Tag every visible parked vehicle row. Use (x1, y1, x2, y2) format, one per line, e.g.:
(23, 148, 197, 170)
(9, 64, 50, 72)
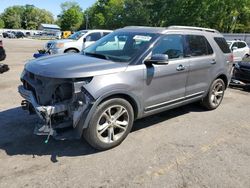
(19, 26, 234, 150)
(45, 29, 112, 54)
(2, 31, 26, 38)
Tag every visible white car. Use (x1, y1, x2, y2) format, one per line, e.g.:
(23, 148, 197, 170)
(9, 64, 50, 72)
(46, 30, 113, 54)
(227, 40, 250, 62)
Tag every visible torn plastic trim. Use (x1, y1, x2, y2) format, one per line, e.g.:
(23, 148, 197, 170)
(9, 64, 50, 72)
(72, 81, 95, 128)
(18, 85, 68, 122)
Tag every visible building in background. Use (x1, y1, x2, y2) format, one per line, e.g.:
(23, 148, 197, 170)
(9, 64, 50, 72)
(39, 24, 61, 39)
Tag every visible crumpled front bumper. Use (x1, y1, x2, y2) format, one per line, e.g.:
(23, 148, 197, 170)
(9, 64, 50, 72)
(18, 85, 67, 122)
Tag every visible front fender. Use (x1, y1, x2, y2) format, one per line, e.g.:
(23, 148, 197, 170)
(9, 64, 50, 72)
(74, 89, 142, 138)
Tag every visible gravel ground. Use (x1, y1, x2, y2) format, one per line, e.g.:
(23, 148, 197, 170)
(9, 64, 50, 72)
(0, 38, 250, 188)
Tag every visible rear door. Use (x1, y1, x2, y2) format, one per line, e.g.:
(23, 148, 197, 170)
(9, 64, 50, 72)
(184, 35, 215, 96)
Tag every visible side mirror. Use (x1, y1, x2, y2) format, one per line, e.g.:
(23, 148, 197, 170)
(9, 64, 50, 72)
(83, 38, 86, 43)
(145, 54, 169, 65)
(232, 46, 238, 51)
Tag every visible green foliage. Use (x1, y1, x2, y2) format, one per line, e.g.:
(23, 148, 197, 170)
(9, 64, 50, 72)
(58, 1, 84, 31)
(1, 5, 54, 29)
(85, 0, 250, 33)
(0, 18, 5, 28)
(0, 0, 249, 32)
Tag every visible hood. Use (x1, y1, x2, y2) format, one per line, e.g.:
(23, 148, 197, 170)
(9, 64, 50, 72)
(25, 54, 127, 78)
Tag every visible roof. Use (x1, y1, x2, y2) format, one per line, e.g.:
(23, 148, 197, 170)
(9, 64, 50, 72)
(119, 26, 166, 34)
(40, 24, 60, 30)
(119, 26, 220, 34)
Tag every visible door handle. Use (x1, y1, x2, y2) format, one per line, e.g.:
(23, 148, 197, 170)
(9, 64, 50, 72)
(211, 60, 216, 64)
(176, 64, 185, 71)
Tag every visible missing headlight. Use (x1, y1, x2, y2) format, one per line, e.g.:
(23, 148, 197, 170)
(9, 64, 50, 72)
(53, 83, 73, 103)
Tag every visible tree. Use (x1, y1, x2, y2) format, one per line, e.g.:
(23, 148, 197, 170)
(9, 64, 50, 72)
(58, 1, 84, 31)
(1, 5, 54, 29)
(0, 18, 4, 28)
(1, 6, 24, 29)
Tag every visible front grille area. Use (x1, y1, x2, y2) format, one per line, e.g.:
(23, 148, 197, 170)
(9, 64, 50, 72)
(23, 80, 37, 101)
(22, 70, 73, 105)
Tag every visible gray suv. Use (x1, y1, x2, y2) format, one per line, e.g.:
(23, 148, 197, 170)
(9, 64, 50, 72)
(19, 26, 233, 150)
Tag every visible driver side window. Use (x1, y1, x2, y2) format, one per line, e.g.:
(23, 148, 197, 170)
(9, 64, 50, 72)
(86, 32, 101, 42)
(152, 35, 184, 59)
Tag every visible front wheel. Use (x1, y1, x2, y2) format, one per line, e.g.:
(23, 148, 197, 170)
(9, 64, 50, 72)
(83, 98, 134, 150)
(201, 78, 225, 110)
(65, 49, 78, 53)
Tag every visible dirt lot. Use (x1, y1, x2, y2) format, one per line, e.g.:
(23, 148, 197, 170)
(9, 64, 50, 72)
(0, 38, 250, 188)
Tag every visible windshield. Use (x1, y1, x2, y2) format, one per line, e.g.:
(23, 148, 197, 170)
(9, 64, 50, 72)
(83, 31, 157, 62)
(68, 31, 87, 40)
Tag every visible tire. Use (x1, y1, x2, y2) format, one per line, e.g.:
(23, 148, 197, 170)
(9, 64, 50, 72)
(65, 49, 78, 53)
(201, 78, 225, 110)
(83, 98, 134, 150)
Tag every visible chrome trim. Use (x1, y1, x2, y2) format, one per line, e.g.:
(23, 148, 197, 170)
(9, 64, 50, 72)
(145, 91, 204, 111)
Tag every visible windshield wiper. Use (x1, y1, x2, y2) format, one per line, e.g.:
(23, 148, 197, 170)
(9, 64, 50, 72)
(84, 52, 110, 60)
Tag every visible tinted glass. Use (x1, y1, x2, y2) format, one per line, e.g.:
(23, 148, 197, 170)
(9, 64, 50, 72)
(214, 37, 231, 53)
(152, 35, 184, 59)
(103, 32, 111, 36)
(86, 32, 102, 41)
(232, 42, 238, 48)
(68, 31, 87, 40)
(186, 35, 213, 56)
(238, 42, 246, 48)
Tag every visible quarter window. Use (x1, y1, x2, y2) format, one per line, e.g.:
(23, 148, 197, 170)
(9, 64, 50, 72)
(238, 42, 246, 48)
(186, 35, 213, 56)
(214, 37, 231, 53)
(152, 35, 184, 59)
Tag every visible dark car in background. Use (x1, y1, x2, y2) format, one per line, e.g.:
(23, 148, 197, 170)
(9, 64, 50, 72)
(15, 31, 25, 38)
(230, 57, 250, 89)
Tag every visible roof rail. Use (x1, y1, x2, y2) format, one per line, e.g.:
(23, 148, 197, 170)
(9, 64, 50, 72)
(167, 26, 219, 33)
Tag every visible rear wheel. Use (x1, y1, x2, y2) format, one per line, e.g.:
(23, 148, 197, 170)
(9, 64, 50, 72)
(201, 78, 225, 110)
(83, 98, 134, 150)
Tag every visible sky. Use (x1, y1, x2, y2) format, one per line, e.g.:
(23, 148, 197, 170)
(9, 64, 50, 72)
(0, 0, 96, 17)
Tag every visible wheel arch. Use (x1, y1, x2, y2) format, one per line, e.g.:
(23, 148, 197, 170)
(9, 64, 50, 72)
(75, 91, 142, 138)
(98, 93, 139, 120)
(64, 48, 80, 53)
(216, 74, 228, 88)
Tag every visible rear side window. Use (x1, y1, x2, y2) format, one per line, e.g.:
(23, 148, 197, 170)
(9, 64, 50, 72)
(186, 35, 213, 56)
(214, 37, 231, 53)
(238, 42, 246, 48)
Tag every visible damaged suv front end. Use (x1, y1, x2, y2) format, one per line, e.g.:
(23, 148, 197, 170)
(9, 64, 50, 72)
(19, 69, 94, 140)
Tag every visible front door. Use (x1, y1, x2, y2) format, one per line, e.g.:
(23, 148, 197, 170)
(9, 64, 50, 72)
(143, 34, 189, 112)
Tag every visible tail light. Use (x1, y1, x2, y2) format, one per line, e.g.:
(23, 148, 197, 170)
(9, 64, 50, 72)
(229, 53, 234, 63)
